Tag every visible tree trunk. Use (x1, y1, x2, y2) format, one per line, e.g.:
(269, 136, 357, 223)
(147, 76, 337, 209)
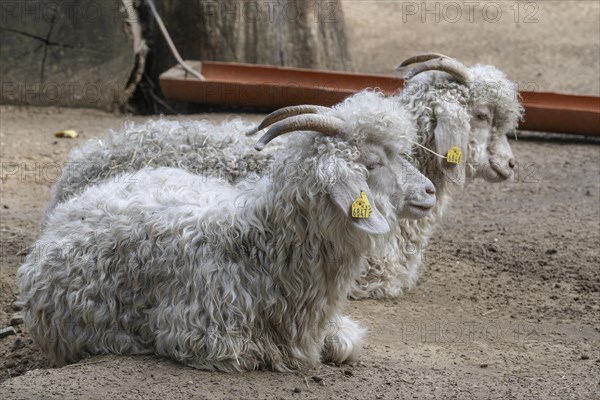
(0, 0, 144, 111)
(148, 0, 353, 81)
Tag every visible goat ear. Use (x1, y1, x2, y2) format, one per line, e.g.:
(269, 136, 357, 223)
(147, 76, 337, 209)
(433, 102, 469, 187)
(330, 175, 390, 235)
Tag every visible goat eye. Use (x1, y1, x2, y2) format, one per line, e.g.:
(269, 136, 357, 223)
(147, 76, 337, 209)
(476, 113, 489, 122)
(367, 163, 383, 171)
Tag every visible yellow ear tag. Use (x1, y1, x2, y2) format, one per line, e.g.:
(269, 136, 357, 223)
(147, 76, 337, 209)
(446, 146, 463, 164)
(351, 191, 372, 219)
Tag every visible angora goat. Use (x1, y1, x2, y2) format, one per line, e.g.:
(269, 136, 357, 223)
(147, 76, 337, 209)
(18, 101, 436, 372)
(349, 53, 524, 298)
(248, 55, 523, 299)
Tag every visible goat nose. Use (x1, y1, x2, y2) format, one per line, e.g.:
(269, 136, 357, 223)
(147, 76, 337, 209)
(508, 158, 516, 169)
(425, 183, 436, 196)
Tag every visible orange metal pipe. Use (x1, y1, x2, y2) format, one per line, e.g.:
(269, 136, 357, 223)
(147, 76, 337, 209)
(519, 92, 599, 136)
(160, 61, 600, 136)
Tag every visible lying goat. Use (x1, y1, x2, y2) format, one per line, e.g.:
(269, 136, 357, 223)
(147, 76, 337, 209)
(19, 99, 436, 371)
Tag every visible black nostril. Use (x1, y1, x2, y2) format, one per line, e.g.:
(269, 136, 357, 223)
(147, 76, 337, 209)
(508, 158, 516, 169)
(426, 185, 436, 195)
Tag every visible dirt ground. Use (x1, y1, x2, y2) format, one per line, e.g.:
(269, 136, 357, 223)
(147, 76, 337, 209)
(1, 1, 599, 399)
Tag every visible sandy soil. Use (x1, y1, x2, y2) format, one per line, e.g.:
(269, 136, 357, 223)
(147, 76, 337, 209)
(1, 1, 599, 399)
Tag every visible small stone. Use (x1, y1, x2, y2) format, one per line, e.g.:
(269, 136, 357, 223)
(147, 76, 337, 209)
(581, 354, 590, 360)
(10, 314, 23, 326)
(311, 376, 323, 383)
(10, 338, 25, 352)
(187, 381, 193, 385)
(0, 326, 17, 339)
(292, 387, 302, 393)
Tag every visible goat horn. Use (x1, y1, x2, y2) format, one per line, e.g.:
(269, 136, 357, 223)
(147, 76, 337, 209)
(403, 58, 472, 85)
(395, 53, 452, 69)
(254, 115, 345, 151)
(245, 105, 331, 136)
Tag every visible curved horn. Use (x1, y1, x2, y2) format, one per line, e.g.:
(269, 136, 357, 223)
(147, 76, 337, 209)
(254, 115, 345, 151)
(245, 105, 331, 136)
(403, 58, 472, 85)
(395, 53, 451, 69)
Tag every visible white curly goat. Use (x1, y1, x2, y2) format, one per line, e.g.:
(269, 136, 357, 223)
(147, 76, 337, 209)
(18, 95, 437, 372)
(349, 53, 524, 299)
